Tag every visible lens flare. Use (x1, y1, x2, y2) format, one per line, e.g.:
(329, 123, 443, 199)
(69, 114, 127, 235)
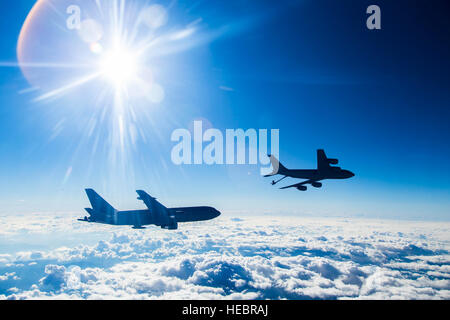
(3, 0, 250, 191)
(100, 46, 138, 88)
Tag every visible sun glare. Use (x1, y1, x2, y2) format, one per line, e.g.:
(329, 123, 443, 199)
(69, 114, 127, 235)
(12, 0, 203, 181)
(100, 46, 138, 87)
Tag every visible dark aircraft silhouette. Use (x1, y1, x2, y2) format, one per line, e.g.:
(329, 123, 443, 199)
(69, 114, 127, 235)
(78, 189, 221, 229)
(264, 149, 355, 191)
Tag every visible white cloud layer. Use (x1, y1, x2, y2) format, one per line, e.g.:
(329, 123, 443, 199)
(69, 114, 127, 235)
(0, 214, 449, 299)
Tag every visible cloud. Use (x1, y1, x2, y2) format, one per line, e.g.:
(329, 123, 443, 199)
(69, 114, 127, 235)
(39, 265, 67, 290)
(0, 272, 18, 281)
(0, 215, 449, 299)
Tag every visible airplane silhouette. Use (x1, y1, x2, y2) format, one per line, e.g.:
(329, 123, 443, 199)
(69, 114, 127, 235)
(264, 149, 355, 191)
(78, 189, 221, 229)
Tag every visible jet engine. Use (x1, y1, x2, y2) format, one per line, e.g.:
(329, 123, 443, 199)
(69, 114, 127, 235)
(297, 186, 307, 191)
(162, 216, 178, 230)
(312, 182, 322, 188)
(327, 158, 339, 165)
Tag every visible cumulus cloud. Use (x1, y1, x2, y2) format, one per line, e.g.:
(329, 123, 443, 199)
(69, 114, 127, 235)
(0, 272, 18, 281)
(39, 265, 67, 290)
(0, 214, 449, 300)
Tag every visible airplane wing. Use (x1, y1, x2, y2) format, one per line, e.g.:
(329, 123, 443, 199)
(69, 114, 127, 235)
(317, 149, 339, 170)
(317, 149, 329, 171)
(136, 190, 176, 228)
(280, 179, 315, 191)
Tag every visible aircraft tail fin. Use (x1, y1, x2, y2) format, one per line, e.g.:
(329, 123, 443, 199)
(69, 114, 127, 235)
(264, 155, 288, 176)
(85, 189, 116, 222)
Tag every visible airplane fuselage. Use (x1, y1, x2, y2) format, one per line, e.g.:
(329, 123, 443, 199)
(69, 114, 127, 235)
(81, 189, 221, 230)
(285, 168, 354, 180)
(266, 150, 355, 191)
(86, 206, 220, 227)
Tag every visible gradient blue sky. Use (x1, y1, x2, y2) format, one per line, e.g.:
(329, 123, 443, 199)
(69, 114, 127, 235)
(0, 0, 449, 220)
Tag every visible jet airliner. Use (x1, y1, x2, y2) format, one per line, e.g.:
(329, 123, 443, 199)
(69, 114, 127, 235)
(265, 149, 355, 191)
(78, 189, 221, 229)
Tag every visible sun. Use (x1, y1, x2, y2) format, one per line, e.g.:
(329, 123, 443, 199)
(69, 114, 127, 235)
(99, 45, 139, 88)
(15, 1, 205, 104)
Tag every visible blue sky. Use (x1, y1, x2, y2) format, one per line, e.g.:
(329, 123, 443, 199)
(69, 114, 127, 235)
(0, 0, 449, 220)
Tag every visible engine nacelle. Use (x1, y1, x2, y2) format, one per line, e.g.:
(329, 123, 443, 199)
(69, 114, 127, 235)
(327, 158, 339, 165)
(162, 216, 178, 230)
(311, 182, 322, 188)
(166, 223, 178, 230)
(296, 186, 307, 191)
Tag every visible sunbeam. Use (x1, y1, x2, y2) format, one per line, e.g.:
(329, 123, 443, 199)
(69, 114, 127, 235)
(2, 0, 265, 196)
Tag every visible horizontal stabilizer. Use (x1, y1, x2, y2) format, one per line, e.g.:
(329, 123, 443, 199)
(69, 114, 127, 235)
(85, 189, 116, 222)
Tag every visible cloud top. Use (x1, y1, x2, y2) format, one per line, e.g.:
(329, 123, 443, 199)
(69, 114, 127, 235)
(0, 214, 449, 299)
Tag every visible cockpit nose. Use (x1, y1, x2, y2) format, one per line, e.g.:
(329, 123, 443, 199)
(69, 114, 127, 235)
(346, 170, 355, 178)
(213, 208, 221, 218)
(208, 207, 221, 219)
